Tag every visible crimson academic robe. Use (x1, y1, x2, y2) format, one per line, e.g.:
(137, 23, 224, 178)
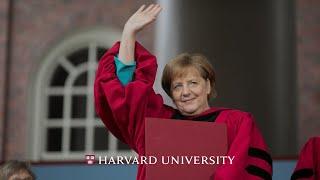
(94, 41, 272, 180)
(291, 137, 320, 180)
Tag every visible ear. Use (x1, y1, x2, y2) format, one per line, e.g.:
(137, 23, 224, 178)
(206, 79, 211, 95)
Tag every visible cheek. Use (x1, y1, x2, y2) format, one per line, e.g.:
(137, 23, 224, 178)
(191, 88, 208, 102)
(171, 91, 180, 101)
(191, 86, 206, 96)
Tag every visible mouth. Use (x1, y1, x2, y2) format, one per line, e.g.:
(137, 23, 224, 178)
(181, 98, 195, 103)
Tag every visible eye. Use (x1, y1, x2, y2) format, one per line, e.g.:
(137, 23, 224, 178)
(189, 81, 198, 86)
(173, 84, 182, 90)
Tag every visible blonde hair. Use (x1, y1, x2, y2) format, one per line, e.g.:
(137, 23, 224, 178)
(161, 53, 217, 99)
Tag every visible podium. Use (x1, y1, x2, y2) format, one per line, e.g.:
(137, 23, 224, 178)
(145, 117, 228, 180)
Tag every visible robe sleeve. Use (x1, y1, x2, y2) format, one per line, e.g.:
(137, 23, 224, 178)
(214, 111, 273, 180)
(291, 136, 320, 180)
(94, 41, 174, 154)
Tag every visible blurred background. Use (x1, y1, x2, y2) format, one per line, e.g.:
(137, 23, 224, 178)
(0, 0, 319, 179)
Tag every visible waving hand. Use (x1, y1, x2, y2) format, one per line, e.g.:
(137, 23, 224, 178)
(119, 4, 162, 63)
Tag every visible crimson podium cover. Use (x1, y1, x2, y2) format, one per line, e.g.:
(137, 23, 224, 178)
(145, 118, 228, 180)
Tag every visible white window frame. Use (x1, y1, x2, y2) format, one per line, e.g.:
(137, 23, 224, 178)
(29, 28, 136, 161)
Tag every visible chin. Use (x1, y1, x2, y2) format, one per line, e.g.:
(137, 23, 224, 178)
(180, 106, 199, 115)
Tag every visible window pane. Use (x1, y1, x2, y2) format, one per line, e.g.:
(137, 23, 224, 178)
(73, 71, 87, 86)
(117, 140, 131, 150)
(94, 127, 108, 150)
(71, 95, 86, 119)
(70, 128, 85, 151)
(47, 128, 62, 152)
(48, 96, 63, 119)
(96, 47, 107, 62)
(50, 65, 68, 87)
(67, 48, 88, 66)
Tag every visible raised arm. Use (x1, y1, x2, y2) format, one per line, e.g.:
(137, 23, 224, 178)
(94, 4, 173, 154)
(118, 4, 162, 64)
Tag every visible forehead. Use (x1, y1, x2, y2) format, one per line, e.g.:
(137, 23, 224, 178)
(172, 66, 202, 83)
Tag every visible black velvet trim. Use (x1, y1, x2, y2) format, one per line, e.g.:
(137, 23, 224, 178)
(248, 147, 273, 167)
(246, 165, 272, 180)
(171, 110, 223, 122)
(291, 168, 313, 180)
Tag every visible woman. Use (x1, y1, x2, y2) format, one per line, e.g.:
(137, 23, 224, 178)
(94, 4, 272, 180)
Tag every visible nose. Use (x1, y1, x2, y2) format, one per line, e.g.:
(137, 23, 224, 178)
(181, 85, 191, 97)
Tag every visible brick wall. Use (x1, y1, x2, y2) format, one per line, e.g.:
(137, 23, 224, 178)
(297, 0, 320, 148)
(3, 0, 155, 160)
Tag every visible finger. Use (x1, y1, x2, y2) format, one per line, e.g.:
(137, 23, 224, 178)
(144, 4, 155, 13)
(149, 4, 159, 13)
(148, 7, 161, 18)
(148, 4, 158, 10)
(136, 4, 146, 13)
(155, 7, 162, 17)
(150, 5, 162, 16)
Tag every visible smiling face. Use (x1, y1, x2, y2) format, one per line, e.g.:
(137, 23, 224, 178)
(171, 66, 211, 116)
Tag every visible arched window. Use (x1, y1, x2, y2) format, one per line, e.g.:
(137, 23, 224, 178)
(30, 29, 135, 161)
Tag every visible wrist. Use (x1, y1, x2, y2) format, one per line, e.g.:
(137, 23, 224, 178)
(121, 30, 136, 45)
(123, 24, 137, 36)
